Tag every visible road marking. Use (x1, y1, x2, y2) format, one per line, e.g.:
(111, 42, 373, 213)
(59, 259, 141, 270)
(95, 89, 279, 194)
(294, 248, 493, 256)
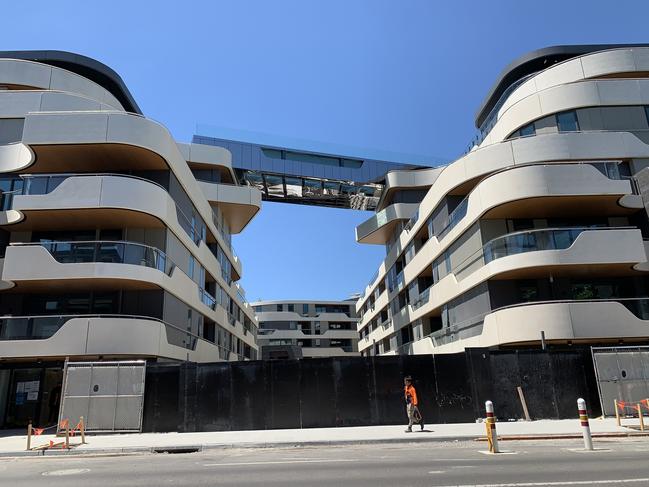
(478, 450, 518, 455)
(203, 459, 359, 467)
(435, 479, 649, 486)
(42, 468, 90, 476)
(428, 470, 446, 474)
(564, 448, 612, 453)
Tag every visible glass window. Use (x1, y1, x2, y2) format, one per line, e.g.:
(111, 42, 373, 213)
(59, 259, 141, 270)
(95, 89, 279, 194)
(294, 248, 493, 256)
(188, 254, 195, 279)
(519, 123, 535, 137)
(556, 111, 580, 132)
(261, 148, 282, 159)
(285, 151, 339, 167)
(302, 303, 309, 315)
(340, 158, 363, 168)
(645, 106, 649, 126)
(288, 304, 294, 312)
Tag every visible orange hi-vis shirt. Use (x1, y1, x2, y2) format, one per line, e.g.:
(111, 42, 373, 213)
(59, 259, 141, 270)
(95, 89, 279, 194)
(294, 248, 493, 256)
(404, 384, 418, 406)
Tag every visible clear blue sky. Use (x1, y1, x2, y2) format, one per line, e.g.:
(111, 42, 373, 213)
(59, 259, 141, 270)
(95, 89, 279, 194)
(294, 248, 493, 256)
(4, 0, 649, 301)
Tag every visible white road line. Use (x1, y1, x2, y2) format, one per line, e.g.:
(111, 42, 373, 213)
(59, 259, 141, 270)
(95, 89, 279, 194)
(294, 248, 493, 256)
(435, 478, 649, 487)
(428, 470, 446, 474)
(203, 459, 359, 467)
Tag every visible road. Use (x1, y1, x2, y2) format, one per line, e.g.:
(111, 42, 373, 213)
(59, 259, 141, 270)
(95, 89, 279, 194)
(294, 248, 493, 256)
(1, 438, 649, 486)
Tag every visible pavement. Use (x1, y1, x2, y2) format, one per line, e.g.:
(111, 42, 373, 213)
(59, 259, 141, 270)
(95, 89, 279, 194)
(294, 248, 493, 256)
(0, 417, 646, 457)
(3, 438, 649, 486)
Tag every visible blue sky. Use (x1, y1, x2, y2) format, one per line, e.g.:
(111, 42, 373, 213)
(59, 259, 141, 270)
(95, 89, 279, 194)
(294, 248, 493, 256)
(4, 0, 649, 301)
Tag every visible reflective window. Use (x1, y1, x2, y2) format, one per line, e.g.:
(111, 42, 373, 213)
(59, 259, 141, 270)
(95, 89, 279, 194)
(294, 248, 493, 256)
(519, 122, 535, 137)
(261, 148, 282, 159)
(556, 111, 580, 132)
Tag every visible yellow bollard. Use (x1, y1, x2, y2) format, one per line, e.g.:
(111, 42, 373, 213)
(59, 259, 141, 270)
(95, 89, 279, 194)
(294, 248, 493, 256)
(26, 421, 32, 451)
(638, 404, 645, 432)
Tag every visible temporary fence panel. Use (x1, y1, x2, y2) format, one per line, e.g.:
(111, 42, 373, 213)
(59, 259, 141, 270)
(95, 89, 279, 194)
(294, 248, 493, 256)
(592, 346, 649, 417)
(59, 361, 146, 433)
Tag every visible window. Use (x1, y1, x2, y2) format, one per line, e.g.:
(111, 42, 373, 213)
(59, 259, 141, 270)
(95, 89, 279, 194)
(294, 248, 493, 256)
(519, 122, 535, 137)
(188, 255, 195, 279)
(302, 303, 309, 315)
(261, 148, 282, 159)
(645, 106, 649, 126)
(556, 111, 579, 132)
(288, 304, 294, 312)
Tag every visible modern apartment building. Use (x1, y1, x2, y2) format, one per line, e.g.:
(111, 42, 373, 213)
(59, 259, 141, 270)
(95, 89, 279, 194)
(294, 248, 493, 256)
(356, 45, 649, 356)
(252, 300, 359, 359)
(0, 51, 260, 427)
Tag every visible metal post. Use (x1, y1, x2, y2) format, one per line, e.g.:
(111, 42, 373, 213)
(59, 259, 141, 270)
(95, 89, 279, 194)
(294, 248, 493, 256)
(637, 403, 645, 432)
(80, 416, 86, 444)
(485, 400, 499, 453)
(614, 399, 621, 426)
(26, 421, 32, 451)
(578, 398, 593, 451)
(540, 330, 546, 351)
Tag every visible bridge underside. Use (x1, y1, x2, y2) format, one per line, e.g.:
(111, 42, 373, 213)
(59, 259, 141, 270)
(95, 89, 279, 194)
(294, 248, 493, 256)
(237, 169, 382, 211)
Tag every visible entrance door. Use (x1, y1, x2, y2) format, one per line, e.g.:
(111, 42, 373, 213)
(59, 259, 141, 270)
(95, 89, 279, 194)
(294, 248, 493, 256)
(4, 368, 42, 428)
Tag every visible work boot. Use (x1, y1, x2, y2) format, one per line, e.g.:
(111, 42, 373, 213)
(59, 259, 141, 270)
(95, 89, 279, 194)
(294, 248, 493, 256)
(405, 427, 412, 433)
(420, 420, 425, 431)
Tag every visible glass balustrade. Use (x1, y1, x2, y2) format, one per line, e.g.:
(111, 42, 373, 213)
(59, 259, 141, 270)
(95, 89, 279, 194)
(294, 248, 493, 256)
(14, 240, 173, 274)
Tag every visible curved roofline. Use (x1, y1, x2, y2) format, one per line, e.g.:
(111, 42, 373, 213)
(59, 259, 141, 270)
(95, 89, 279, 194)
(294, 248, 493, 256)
(475, 43, 649, 129)
(0, 50, 141, 114)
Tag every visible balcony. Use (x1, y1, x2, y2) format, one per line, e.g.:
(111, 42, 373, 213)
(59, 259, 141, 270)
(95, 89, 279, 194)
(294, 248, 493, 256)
(0, 314, 247, 362)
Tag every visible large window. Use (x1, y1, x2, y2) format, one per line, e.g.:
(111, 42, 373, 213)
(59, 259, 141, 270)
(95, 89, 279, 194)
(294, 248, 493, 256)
(556, 111, 580, 132)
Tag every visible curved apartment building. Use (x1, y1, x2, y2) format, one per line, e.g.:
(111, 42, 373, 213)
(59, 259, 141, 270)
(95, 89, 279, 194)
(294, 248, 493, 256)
(356, 45, 649, 356)
(0, 51, 261, 367)
(252, 300, 359, 359)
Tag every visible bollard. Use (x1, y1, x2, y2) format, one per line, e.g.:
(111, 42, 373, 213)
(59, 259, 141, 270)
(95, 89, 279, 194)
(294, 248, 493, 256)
(80, 416, 86, 444)
(578, 398, 593, 451)
(65, 422, 70, 449)
(638, 404, 645, 432)
(26, 421, 32, 451)
(614, 399, 621, 426)
(485, 400, 500, 453)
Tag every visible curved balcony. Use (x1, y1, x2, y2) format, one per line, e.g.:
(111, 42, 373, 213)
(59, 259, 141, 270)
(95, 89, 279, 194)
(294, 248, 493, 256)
(13, 240, 172, 272)
(197, 180, 261, 234)
(0, 58, 124, 110)
(409, 298, 649, 356)
(0, 314, 247, 362)
(355, 202, 419, 244)
(0, 173, 241, 281)
(10, 110, 241, 274)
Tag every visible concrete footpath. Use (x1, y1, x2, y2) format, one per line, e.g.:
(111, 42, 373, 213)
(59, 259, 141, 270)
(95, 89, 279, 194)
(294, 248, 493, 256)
(0, 418, 646, 457)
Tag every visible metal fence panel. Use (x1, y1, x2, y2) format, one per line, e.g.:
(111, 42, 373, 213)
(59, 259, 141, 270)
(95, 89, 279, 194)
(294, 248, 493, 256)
(59, 361, 146, 433)
(592, 347, 649, 416)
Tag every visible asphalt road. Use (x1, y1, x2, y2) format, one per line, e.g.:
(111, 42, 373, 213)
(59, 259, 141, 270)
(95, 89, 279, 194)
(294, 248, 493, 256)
(2, 438, 649, 486)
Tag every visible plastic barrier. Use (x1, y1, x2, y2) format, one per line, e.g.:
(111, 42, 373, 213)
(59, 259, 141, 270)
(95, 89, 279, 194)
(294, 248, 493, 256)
(614, 399, 649, 431)
(26, 417, 86, 451)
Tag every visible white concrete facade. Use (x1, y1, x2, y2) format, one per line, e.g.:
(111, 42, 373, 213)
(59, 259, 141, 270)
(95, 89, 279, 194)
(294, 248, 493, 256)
(0, 53, 262, 363)
(356, 46, 649, 356)
(252, 300, 359, 359)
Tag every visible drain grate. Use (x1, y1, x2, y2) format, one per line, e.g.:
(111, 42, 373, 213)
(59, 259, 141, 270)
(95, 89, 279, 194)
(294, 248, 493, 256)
(152, 446, 201, 454)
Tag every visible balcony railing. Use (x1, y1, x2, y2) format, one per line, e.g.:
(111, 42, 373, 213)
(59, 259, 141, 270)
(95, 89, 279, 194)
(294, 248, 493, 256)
(11, 240, 174, 274)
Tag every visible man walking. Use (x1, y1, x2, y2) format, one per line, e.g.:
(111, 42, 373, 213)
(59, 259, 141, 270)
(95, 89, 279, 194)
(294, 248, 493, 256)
(404, 376, 424, 432)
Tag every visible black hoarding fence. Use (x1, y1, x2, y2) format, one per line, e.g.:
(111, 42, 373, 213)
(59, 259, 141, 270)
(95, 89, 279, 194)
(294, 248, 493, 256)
(142, 348, 600, 433)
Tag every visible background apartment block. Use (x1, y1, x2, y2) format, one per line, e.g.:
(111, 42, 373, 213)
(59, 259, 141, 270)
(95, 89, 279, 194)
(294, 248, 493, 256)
(252, 300, 359, 359)
(356, 45, 649, 356)
(0, 51, 261, 428)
